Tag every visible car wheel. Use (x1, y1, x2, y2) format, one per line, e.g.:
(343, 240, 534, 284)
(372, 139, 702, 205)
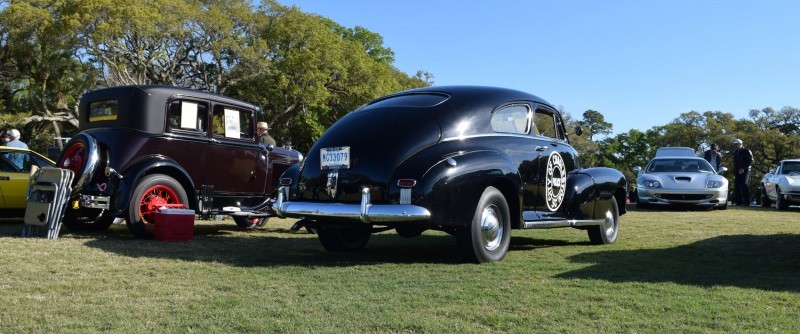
(457, 186, 511, 263)
(760, 186, 772, 207)
(587, 199, 620, 244)
(233, 216, 268, 229)
(62, 211, 115, 232)
(317, 225, 371, 252)
(776, 187, 789, 210)
(126, 174, 189, 239)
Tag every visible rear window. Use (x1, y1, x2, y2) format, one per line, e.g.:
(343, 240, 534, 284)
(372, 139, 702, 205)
(363, 93, 449, 110)
(88, 100, 119, 122)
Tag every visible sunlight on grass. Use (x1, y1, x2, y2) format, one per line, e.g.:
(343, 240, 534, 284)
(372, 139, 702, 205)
(0, 207, 798, 333)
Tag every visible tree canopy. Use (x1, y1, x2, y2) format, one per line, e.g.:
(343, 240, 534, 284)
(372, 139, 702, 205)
(0, 0, 796, 199)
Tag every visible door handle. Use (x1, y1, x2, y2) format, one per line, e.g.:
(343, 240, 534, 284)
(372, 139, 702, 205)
(535, 146, 549, 152)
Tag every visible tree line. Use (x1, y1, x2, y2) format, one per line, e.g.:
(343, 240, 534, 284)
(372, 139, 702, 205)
(0, 0, 431, 151)
(567, 107, 800, 198)
(2, 1, 798, 197)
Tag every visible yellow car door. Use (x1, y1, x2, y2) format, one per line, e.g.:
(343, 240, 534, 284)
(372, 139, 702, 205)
(0, 149, 55, 210)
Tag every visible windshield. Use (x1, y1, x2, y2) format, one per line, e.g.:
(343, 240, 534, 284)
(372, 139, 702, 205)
(781, 161, 800, 175)
(646, 158, 715, 173)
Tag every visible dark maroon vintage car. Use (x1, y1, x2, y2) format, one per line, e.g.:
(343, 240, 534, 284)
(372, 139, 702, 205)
(276, 86, 627, 263)
(58, 85, 302, 238)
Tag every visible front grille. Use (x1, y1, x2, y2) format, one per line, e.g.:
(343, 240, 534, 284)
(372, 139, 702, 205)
(657, 193, 711, 201)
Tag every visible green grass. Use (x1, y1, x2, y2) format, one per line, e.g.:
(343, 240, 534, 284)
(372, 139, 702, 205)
(1, 206, 799, 333)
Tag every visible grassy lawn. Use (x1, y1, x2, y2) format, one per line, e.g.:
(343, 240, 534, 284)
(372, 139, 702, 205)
(1, 205, 798, 333)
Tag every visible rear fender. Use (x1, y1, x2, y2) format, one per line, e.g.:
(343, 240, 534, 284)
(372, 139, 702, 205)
(109, 156, 197, 215)
(406, 150, 522, 226)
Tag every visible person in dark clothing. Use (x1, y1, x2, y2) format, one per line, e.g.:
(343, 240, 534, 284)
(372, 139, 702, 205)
(732, 138, 753, 205)
(257, 122, 276, 146)
(703, 143, 722, 172)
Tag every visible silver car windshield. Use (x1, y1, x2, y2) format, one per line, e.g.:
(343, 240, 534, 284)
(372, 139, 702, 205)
(646, 158, 715, 173)
(781, 162, 800, 175)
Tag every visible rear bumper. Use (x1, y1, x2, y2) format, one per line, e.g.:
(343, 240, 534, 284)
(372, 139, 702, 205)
(275, 186, 431, 223)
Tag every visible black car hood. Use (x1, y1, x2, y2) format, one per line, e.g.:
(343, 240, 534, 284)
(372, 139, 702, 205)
(298, 106, 442, 202)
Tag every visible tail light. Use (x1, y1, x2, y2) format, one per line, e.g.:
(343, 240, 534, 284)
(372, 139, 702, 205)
(397, 179, 417, 188)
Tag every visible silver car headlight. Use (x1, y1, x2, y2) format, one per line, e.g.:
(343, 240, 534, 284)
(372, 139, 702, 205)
(706, 180, 724, 188)
(642, 180, 661, 188)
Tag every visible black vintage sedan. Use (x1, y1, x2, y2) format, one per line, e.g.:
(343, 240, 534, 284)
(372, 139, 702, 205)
(276, 86, 626, 262)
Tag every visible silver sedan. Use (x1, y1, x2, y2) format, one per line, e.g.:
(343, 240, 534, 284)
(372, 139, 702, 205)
(634, 157, 728, 209)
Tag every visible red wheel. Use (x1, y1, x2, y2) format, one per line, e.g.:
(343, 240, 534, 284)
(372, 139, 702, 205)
(58, 141, 86, 176)
(126, 174, 188, 239)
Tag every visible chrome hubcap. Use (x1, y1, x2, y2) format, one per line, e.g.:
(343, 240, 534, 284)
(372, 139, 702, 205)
(480, 205, 503, 251)
(603, 207, 617, 237)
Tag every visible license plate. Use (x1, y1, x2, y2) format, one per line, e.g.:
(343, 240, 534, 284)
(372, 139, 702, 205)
(320, 147, 350, 170)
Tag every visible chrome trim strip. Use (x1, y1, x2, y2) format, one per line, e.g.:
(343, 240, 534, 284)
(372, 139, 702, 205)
(523, 218, 606, 229)
(441, 133, 569, 144)
(275, 186, 431, 223)
(79, 194, 110, 210)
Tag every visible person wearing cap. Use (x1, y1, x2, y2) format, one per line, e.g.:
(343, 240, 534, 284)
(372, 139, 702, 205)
(1, 133, 10, 146)
(703, 143, 722, 172)
(5, 129, 28, 149)
(732, 138, 753, 206)
(257, 121, 276, 146)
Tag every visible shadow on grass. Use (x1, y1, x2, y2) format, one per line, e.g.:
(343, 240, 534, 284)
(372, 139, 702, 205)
(557, 233, 800, 292)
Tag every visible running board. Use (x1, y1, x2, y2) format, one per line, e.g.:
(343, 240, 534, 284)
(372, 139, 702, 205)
(523, 218, 606, 229)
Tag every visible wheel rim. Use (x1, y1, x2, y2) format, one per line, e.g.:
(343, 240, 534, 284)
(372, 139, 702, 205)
(59, 142, 86, 176)
(603, 205, 618, 237)
(480, 204, 504, 251)
(138, 184, 181, 227)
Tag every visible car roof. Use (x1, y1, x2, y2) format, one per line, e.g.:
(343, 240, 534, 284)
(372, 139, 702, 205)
(0, 146, 55, 164)
(380, 85, 554, 108)
(655, 147, 696, 157)
(780, 159, 800, 163)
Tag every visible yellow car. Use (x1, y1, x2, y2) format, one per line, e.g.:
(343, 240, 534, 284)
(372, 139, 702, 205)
(0, 146, 55, 212)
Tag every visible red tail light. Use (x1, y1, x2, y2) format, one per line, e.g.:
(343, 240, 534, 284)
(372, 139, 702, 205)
(280, 178, 293, 186)
(397, 179, 417, 188)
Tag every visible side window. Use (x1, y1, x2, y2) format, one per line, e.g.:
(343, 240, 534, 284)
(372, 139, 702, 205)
(212, 106, 254, 140)
(533, 108, 567, 141)
(491, 105, 530, 134)
(168, 100, 207, 132)
(534, 109, 557, 138)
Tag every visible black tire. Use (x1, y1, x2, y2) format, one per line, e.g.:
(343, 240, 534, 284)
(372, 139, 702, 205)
(62, 211, 115, 232)
(588, 199, 620, 244)
(776, 187, 789, 210)
(457, 186, 511, 263)
(126, 174, 189, 239)
(233, 216, 268, 229)
(317, 225, 371, 252)
(395, 226, 425, 238)
(761, 186, 772, 207)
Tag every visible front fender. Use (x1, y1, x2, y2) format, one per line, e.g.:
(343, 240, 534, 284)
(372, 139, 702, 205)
(109, 155, 198, 215)
(574, 167, 627, 218)
(397, 150, 521, 226)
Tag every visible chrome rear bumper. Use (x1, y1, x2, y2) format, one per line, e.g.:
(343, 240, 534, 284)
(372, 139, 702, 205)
(275, 186, 431, 223)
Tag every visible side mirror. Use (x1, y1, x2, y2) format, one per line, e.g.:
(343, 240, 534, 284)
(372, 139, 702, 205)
(717, 166, 728, 175)
(633, 166, 642, 173)
(573, 126, 583, 137)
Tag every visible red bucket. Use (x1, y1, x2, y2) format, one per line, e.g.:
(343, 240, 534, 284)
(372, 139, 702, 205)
(154, 206, 195, 241)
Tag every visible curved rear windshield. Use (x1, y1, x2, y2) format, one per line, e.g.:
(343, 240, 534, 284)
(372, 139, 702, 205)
(363, 93, 449, 110)
(647, 158, 714, 173)
(88, 99, 119, 122)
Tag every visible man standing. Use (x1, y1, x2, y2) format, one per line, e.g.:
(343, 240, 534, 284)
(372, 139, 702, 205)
(703, 143, 722, 172)
(732, 138, 753, 206)
(5, 129, 27, 149)
(257, 122, 276, 146)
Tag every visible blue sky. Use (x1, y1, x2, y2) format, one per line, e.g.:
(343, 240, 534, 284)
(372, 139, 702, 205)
(278, 1, 800, 136)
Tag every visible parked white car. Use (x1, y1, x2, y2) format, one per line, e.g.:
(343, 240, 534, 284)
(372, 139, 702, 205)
(760, 159, 800, 210)
(634, 147, 729, 209)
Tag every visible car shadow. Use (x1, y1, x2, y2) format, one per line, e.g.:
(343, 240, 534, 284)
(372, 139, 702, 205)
(556, 234, 800, 292)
